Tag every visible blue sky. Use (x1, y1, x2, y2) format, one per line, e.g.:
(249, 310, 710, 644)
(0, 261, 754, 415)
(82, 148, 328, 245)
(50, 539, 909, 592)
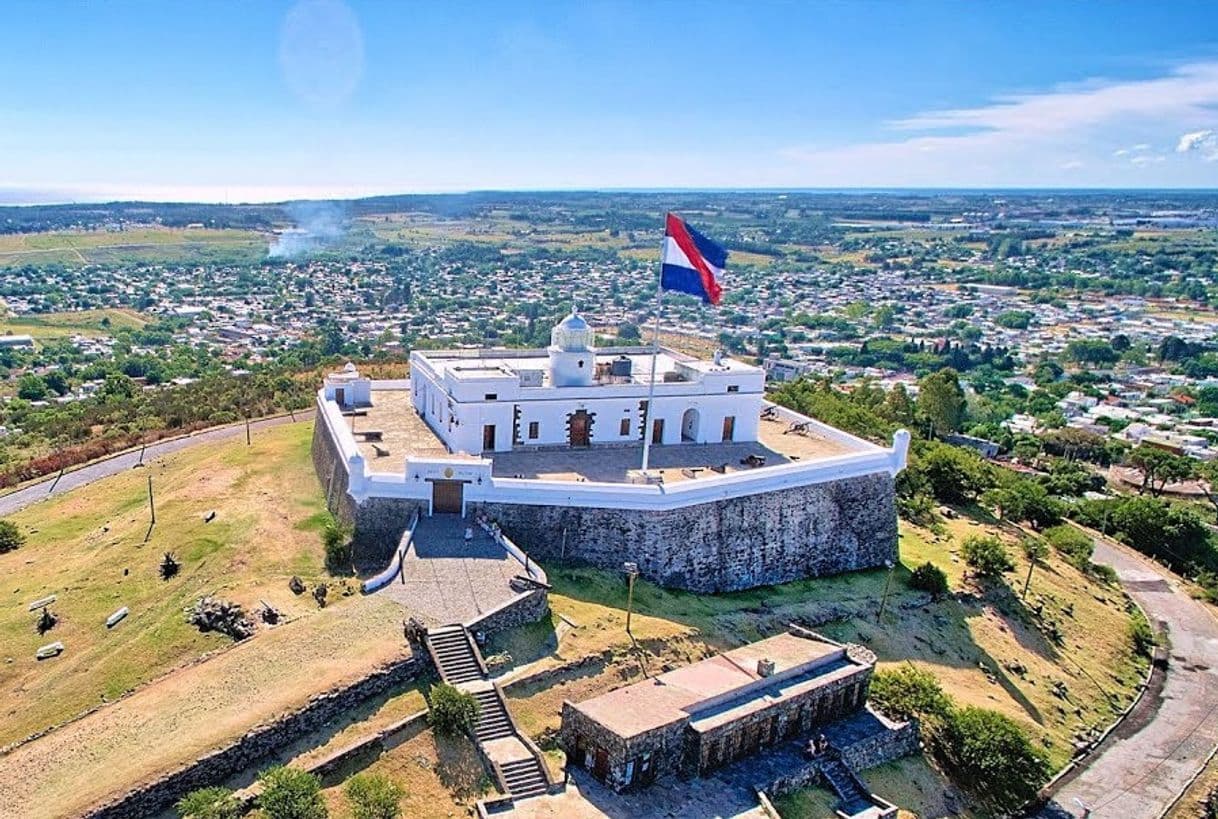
(4, 1, 1218, 202)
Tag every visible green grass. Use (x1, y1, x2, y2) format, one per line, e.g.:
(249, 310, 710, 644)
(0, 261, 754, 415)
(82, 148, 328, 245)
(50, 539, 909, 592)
(0, 421, 329, 746)
(0, 307, 147, 339)
(0, 227, 267, 267)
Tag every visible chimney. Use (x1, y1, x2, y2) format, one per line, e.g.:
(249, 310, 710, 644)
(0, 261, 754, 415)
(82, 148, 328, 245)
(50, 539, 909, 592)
(757, 658, 775, 677)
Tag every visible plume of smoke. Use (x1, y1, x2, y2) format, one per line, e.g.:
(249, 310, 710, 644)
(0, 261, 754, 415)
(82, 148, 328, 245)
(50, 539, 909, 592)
(269, 200, 349, 258)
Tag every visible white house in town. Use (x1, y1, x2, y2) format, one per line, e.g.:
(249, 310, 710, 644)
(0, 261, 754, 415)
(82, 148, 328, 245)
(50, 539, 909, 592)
(403, 311, 763, 455)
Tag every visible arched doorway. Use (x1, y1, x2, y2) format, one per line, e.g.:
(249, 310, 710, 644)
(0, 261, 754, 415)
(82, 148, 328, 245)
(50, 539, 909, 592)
(568, 409, 592, 447)
(681, 407, 701, 442)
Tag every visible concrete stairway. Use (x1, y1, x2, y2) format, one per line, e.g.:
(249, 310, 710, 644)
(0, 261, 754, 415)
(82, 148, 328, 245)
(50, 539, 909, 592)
(498, 756, 549, 800)
(426, 625, 484, 684)
(425, 623, 556, 803)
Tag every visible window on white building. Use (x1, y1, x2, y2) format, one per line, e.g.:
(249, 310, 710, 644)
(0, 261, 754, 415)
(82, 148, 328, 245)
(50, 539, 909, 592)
(528, 421, 539, 439)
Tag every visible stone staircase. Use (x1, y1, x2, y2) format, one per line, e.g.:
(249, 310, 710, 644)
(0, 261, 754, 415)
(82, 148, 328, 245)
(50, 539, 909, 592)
(819, 756, 890, 818)
(498, 755, 549, 800)
(425, 623, 555, 803)
(426, 625, 484, 684)
(471, 687, 516, 741)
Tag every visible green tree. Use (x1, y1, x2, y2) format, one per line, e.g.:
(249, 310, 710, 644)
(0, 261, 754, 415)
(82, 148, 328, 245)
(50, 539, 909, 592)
(344, 773, 405, 819)
(938, 707, 1051, 812)
(1128, 444, 1194, 497)
(427, 682, 480, 736)
(918, 368, 967, 434)
(913, 441, 993, 504)
(0, 519, 25, 554)
(881, 383, 917, 426)
(17, 374, 48, 401)
(961, 535, 1014, 578)
(869, 666, 951, 722)
(982, 477, 1062, 529)
(176, 787, 241, 819)
(257, 766, 327, 819)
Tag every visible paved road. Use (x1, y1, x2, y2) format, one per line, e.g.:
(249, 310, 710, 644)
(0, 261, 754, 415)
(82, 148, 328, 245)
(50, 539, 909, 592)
(1041, 537, 1218, 818)
(0, 410, 315, 517)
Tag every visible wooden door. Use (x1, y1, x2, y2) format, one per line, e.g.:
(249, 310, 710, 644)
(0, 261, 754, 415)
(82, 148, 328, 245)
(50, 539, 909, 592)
(569, 411, 591, 447)
(482, 424, 496, 451)
(593, 748, 609, 780)
(722, 415, 735, 442)
(652, 418, 664, 445)
(432, 480, 463, 514)
(335, 388, 346, 407)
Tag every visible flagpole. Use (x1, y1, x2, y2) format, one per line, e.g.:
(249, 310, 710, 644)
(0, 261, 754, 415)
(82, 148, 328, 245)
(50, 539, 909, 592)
(640, 215, 667, 475)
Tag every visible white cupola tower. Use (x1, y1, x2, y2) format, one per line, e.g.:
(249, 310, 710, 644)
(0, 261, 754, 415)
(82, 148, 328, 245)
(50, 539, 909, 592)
(548, 309, 595, 387)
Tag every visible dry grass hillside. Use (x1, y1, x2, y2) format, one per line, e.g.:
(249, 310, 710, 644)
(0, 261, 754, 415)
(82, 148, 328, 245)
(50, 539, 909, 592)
(0, 421, 332, 747)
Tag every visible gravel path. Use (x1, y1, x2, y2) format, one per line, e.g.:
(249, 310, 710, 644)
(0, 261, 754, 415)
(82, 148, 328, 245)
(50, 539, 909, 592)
(0, 410, 315, 517)
(1040, 537, 1218, 818)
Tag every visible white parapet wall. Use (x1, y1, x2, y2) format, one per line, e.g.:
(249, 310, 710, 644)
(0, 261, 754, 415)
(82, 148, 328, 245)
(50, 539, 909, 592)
(317, 389, 910, 513)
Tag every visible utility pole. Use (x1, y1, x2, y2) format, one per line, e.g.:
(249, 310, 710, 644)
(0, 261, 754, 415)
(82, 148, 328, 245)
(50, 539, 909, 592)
(876, 560, 895, 622)
(245, 417, 252, 446)
(147, 475, 156, 525)
(1023, 558, 1036, 599)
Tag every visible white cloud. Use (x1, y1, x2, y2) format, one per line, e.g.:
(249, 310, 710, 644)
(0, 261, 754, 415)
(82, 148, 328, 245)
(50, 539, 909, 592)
(1177, 129, 1218, 160)
(780, 61, 1218, 186)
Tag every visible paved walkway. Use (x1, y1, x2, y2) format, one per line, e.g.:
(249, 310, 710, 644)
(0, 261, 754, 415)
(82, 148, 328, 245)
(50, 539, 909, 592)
(0, 410, 315, 517)
(377, 515, 523, 625)
(1040, 536, 1218, 818)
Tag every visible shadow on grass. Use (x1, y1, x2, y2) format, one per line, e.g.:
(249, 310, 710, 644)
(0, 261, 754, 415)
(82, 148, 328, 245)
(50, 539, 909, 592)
(434, 732, 493, 799)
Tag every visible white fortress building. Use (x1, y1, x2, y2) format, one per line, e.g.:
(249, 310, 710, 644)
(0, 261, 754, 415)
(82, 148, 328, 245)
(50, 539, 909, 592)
(313, 312, 909, 593)
(410, 311, 762, 455)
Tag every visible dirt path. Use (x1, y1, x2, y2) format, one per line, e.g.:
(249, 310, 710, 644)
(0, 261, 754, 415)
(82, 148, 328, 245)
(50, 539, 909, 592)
(0, 410, 314, 517)
(1039, 538, 1218, 818)
(0, 595, 408, 819)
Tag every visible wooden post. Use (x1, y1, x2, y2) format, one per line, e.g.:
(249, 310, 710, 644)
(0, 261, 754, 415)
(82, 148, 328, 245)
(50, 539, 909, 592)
(877, 561, 895, 622)
(1023, 558, 1036, 599)
(147, 475, 156, 525)
(245, 417, 251, 446)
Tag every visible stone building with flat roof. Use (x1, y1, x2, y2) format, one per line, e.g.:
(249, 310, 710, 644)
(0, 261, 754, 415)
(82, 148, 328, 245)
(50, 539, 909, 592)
(558, 629, 877, 792)
(311, 313, 910, 592)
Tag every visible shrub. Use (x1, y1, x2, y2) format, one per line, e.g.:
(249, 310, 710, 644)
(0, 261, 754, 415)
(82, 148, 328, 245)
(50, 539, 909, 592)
(961, 535, 1014, 578)
(1129, 610, 1158, 658)
(427, 682, 480, 737)
(908, 561, 949, 598)
(937, 707, 1052, 813)
(0, 519, 25, 553)
(176, 786, 241, 819)
(869, 666, 952, 723)
(322, 517, 353, 573)
(345, 773, 405, 819)
(257, 766, 327, 819)
(1043, 524, 1093, 568)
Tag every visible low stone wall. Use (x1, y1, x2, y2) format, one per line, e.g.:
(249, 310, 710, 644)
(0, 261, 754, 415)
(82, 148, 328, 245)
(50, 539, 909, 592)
(474, 470, 898, 593)
(830, 709, 920, 771)
(85, 653, 426, 819)
(469, 587, 550, 637)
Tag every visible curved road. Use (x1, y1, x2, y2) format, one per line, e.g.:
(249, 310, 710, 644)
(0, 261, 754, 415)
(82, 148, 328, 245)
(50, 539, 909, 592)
(0, 410, 314, 517)
(1041, 536, 1218, 818)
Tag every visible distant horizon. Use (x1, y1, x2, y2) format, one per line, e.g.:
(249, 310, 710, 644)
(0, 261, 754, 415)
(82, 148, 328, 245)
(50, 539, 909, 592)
(7, 185, 1218, 210)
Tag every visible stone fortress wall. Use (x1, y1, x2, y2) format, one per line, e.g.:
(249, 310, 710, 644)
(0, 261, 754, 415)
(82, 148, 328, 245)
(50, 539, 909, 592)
(314, 383, 906, 593)
(474, 471, 897, 593)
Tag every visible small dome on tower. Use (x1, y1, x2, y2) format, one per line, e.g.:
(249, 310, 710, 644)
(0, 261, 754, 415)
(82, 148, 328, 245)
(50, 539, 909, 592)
(550, 310, 594, 352)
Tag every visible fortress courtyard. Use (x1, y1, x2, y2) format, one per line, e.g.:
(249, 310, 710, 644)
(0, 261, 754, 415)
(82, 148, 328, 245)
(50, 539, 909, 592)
(346, 388, 863, 485)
